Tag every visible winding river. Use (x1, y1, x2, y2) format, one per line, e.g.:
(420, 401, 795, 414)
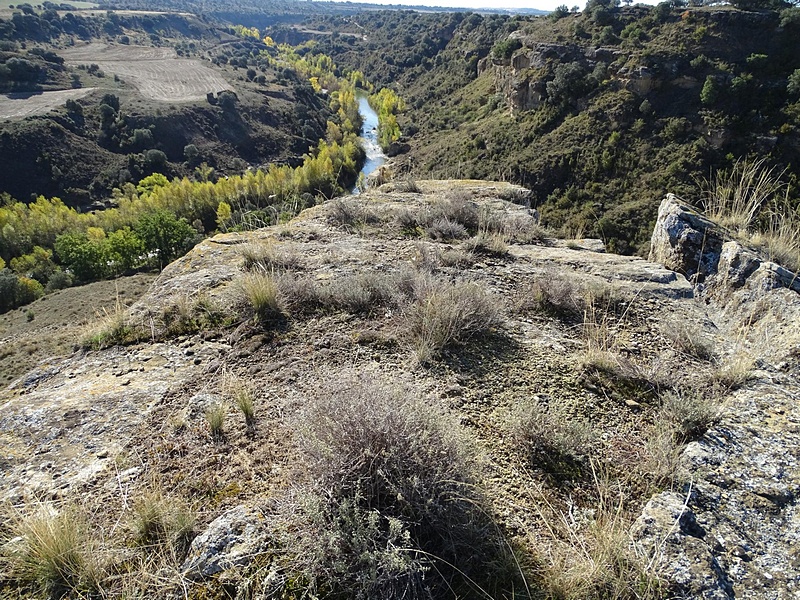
(353, 92, 387, 193)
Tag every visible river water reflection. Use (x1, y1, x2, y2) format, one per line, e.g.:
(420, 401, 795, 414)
(353, 92, 387, 193)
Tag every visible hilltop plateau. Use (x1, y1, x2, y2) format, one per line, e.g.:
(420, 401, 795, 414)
(1, 181, 799, 599)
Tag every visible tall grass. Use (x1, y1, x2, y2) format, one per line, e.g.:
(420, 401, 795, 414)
(700, 157, 786, 234)
(700, 157, 800, 272)
(239, 272, 282, 323)
(2, 505, 102, 597)
(532, 463, 663, 599)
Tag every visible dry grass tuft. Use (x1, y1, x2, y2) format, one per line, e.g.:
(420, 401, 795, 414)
(226, 377, 256, 428)
(700, 156, 786, 234)
(530, 463, 663, 600)
(131, 491, 195, 555)
(205, 403, 226, 441)
(239, 272, 283, 324)
(711, 346, 755, 391)
(80, 298, 143, 350)
(661, 318, 715, 361)
(403, 280, 501, 364)
(645, 388, 720, 485)
(239, 240, 304, 272)
(700, 156, 800, 272)
(1, 505, 103, 598)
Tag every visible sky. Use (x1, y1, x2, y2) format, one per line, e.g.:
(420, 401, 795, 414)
(332, 0, 660, 12)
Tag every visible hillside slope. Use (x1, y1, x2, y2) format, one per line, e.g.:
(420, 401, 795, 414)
(301, 5, 800, 255)
(0, 10, 329, 207)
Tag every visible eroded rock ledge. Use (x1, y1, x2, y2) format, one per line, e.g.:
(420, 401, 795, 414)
(638, 194, 800, 599)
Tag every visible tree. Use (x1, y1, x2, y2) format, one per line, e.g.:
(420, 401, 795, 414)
(9, 245, 56, 284)
(135, 210, 195, 266)
(54, 232, 110, 282)
(788, 69, 800, 98)
(700, 75, 719, 105)
(106, 227, 144, 273)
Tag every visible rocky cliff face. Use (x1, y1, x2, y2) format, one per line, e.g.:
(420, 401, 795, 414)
(1, 184, 798, 598)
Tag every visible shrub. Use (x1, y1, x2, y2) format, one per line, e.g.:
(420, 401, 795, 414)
(425, 217, 468, 240)
(135, 210, 196, 266)
(658, 388, 718, 441)
(509, 400, 596, 475)
(403, 280, 500, 363)
(327, 198, 377, 230)
(662, 319, 715, 361)
(462, 233, 509, 257)
(265, 374, 521, 599)
(321, 271, 402, 314)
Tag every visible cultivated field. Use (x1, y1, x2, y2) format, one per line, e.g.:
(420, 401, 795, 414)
(60, 43, 231, 103)
(0, 87, 96, 120)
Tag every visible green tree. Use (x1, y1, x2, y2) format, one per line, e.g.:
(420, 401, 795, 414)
(9, 245, 57, 284)
(54, 231, 110, 282)
(700, 75, 719, 105)
(106, 227, 144, 273)
(135, 210, 195, 266)
(788, 69, 800, 98)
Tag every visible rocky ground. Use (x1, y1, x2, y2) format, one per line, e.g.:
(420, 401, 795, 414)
(0, 183, 798, 599)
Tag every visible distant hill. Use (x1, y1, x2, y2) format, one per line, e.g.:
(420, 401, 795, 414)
(298, 3, 800, 254)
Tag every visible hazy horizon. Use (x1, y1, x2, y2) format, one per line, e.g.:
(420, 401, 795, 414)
(322, 0, 660, 12)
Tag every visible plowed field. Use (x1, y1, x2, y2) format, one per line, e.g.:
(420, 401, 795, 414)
(0, 88, 96, 120)
(60, 43, 230, 103)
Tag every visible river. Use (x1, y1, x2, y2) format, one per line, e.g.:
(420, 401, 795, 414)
(353, 92, 387, 193)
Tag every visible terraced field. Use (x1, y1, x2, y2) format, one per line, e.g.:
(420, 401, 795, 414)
(0, 88, 96, 120)
(60, 43, 230, 103)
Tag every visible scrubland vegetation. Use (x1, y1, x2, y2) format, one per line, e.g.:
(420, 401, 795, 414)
(1, 0, 799, 598)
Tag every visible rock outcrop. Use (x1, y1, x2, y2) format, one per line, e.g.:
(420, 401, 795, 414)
(639, 194, 800, 599)
(2, 183, 799, 599)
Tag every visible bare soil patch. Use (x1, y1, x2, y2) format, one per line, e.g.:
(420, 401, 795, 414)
(0, 273, 156, 388)
(0, 88, 96, 120)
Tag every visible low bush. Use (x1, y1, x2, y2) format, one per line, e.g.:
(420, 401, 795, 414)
(327, 198, 379, 231)
(508, 399, 596, 476)
(662, 319, 715, 361)
(264, 374, 524, 599)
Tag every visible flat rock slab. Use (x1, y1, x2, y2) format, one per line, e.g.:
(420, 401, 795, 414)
(0, 340, 228, 502)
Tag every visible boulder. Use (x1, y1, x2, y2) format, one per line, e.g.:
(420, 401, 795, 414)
(182, 505, 269, 580)
(649, 194, 725, 283)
